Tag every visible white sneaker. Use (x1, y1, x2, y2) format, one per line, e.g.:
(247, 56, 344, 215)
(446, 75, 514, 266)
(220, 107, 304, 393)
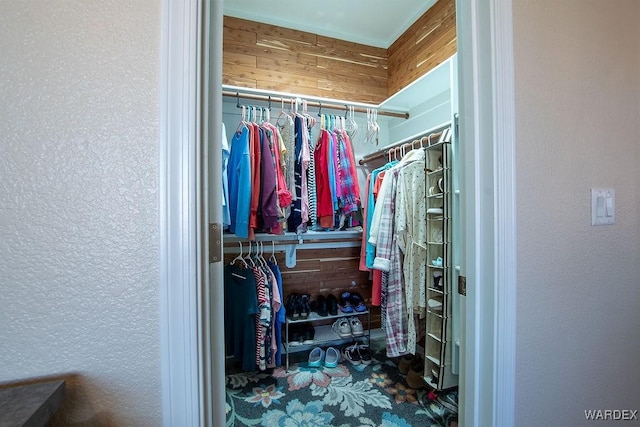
(349, 317, 364, 336)
(332, 318, 352, 338)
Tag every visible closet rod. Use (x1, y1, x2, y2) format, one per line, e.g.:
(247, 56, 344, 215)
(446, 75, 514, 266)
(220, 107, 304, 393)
(222, 90, 409, 120)
(359, 121, 451, 165)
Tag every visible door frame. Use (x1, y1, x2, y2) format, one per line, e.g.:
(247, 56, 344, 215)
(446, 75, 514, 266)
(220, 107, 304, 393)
(456, 0, 517, 425)
(158, 0, 517, 425)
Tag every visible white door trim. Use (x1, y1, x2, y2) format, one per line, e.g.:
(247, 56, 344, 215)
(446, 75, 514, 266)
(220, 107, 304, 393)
(491, 1, 517, 424)
(159, 0, 518, 424)
(159, 0, 204, 426)
(457, 0, 517, 425)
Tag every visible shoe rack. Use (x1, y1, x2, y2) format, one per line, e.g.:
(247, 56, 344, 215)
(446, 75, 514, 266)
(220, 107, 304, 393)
(283, 310, 370, 371)
(423, 128, 458, 391)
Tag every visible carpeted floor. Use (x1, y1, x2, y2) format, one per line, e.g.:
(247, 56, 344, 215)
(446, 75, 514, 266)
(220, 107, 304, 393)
(225, 349, 458, 426)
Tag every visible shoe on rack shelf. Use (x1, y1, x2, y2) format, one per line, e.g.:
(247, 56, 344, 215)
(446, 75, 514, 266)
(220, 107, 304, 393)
(326, 293, 339, 315)
(339, 291, 354, 313)
(302, 324, 315, 344)
(288, 325, 303, 346)
(308, 347, 325, 368)
(286, 293, 303, 320)
(332, 318, 352, 338)
(342, 344, 361, 365)
(349, 317, 364, 336)
(349, 292, 367, 312)
(433, 271, 443, 289)
(299, 294, 311, 319)
(428, 298, 443, 312)
(324, 347, 341, 368)
(313, 295, 328, 317)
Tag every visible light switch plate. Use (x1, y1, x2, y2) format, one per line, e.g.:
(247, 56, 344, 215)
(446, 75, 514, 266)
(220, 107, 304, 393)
(591, 188, 615, 225)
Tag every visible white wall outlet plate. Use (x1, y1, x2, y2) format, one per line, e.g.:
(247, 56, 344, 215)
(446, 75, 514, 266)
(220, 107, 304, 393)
(591, 188, 615, 225)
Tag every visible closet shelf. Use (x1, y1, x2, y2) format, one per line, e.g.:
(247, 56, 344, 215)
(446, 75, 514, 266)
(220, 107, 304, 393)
(286, 310, 369, 325)
(427, 332, 443, 343)
(223, 229, 362, 245)
(282, 324, 368, 353)
(427, 309, 445, 319)
(223, 230, 363, 267)
(426, 355, 442, 366)
(424, 140, 451, 151)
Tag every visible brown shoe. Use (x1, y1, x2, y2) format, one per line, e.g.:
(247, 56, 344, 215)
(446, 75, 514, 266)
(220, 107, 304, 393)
(406, 359, 426, 389)
(398, 354, 414, 375)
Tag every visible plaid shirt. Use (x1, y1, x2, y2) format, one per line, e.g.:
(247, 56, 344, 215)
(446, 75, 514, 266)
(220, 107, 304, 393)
(371, 168, 399, 272)
(369, 168, 408, 357)
(384, 242, 408, 358)
(337, 131, 360, 214)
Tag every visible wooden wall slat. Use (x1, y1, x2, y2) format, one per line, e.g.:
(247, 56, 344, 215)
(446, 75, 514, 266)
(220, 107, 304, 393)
(223, 26, 257, 44)
(226, 16, 318, 46)
(223, 75, 257, 88)
(316, 57, 387, 79)
(223, 51, 257, 68)
(224, 41, 320, 68)
(256, 56, 386, 89)
(223, 16, 389, 104)
(229, 64, 320, 91)
(387, 0, 457, 96)
(388, 0, 453, 60)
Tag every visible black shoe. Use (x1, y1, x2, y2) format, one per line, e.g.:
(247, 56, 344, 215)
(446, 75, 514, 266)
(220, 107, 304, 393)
(300, 294, 311, 319)
(314, 295, 328, 316)
(326, 294, 339, 316)
(285, 293, 297, 320)
(342, 344, 361, 365)
(302, 325, 315, 344)
(286, 293, 302, 320)
(288, 325, 303, 345)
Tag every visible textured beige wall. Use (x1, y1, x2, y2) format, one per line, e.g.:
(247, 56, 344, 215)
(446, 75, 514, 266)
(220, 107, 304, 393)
(0, 1, 162, 425)
(514, 0, 640, 424)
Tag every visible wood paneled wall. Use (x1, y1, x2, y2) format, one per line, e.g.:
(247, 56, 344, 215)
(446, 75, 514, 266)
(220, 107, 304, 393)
(223, 16, 389, 104)
(223, 241, 381, 329)
(387, 0, 457, 96)
(223, 0, 457, 103)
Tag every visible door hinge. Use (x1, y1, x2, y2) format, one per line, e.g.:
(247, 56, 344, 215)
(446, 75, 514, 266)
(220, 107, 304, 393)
(209, 223, 222, 264)
(458, 275, 467, 296)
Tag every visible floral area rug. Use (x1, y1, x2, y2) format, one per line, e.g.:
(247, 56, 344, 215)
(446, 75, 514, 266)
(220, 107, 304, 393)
(225, 350, 458, 426)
